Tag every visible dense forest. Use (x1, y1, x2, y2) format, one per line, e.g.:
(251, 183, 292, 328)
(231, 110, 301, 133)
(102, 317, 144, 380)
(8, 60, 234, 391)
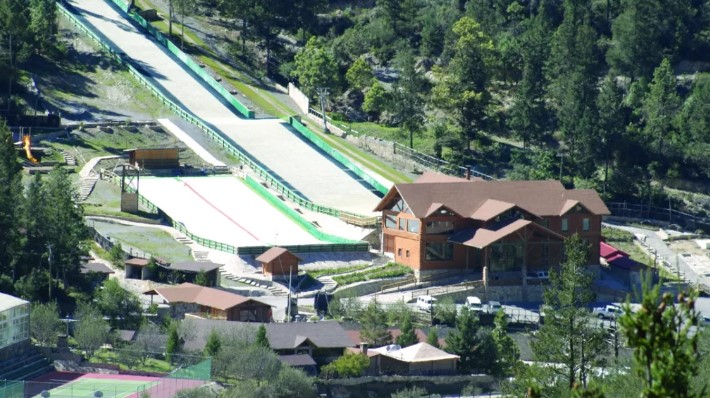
(3, 0, 710, 209)
(208, 0, 710, 208)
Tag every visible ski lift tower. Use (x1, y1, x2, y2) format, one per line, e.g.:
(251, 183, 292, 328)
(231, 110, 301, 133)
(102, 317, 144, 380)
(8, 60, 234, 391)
(120, 164, 140, 213)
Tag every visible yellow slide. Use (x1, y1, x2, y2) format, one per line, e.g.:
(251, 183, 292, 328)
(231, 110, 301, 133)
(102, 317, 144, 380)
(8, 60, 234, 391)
(22, 135, 38, 164)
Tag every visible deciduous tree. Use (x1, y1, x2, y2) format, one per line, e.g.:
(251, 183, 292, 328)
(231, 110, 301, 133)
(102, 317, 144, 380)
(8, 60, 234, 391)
(95, 279, 142, 329)
(321, 353, 369, 378)
(293, 37, 340, 98)
(74, 302, 109, 358)
(345, 58, 374, 92)
(432, 16, 493, 151)
(31, 302, 59, 347)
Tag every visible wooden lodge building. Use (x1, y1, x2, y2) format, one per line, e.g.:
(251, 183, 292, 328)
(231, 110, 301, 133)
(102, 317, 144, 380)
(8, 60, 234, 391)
(374, 173, 610, 289)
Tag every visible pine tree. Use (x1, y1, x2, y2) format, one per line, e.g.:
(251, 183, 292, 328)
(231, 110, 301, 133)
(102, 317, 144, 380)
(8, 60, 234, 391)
(395, 313, 418, 347)
(256, 324, 270, 348)
(19, 173, 48, 280)
(205, 329, 222, 357)
(642, 58, 680, 156)
(530, 235, 607, 390)
(28, 0, 56, 53)
(596, 73, 627, 194)
(359, 299, 391, 347)
(43, 167, 88, 287)
(390, 49, 426, 149)
(445, 307, 484, 373)
(509, 11, 551, 148)
(426, 329, 440, 348)
(0, 120, 22, 280)
(618, 279, 701, 397)
(492, 310, 520, 376)
(545, 0, 600, 178)
(166, 321, 180, 363)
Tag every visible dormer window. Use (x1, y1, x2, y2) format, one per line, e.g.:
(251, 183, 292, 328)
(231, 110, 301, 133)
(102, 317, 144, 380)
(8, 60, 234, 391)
(391, 199, 412, 214)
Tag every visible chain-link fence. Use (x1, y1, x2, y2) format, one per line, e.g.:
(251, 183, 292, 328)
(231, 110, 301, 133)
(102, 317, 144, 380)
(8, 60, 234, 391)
(0, 357, 212, 398)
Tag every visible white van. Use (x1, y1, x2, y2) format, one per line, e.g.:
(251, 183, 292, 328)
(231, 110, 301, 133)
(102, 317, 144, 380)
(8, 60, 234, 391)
(466, 296, 483, 312)
(416, 295, 436, 312)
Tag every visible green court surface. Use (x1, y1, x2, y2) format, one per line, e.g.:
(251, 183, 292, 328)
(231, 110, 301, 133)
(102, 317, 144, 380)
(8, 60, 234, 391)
(33, 379, 157, 398)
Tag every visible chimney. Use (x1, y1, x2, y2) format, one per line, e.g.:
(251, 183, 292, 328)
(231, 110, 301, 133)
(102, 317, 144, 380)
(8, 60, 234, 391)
(360, 342, 369, 355)
(465, 167, 471, 180)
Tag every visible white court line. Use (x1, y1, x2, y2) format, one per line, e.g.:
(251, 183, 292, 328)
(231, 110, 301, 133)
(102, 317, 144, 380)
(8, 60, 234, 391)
(158, 119, 226, 166)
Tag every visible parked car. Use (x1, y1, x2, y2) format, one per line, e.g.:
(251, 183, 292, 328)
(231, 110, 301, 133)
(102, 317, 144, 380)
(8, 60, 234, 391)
(483, 301, 502, 314)
(416, 295, 437, 312)
(593, 304, 622, 320)
(465, 296, 484, 312)
(526, 271, 550, 280)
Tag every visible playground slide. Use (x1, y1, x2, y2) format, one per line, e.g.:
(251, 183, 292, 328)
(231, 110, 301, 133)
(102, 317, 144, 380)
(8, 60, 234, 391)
(22, 136, 38, 164)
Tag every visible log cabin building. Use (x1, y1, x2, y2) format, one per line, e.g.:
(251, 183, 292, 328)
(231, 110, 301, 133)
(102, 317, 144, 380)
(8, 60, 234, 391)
(374, 173, 610, 286)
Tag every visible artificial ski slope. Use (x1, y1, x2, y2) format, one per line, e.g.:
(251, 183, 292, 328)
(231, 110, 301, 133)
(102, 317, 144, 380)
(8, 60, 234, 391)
(67, 0, 383, 216)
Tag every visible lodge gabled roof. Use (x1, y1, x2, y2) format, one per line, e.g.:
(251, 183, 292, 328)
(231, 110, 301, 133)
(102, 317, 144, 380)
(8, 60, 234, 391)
(375, 177, 609, 219)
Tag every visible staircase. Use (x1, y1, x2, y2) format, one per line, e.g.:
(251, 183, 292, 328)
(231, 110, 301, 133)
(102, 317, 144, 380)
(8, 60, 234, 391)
(192, 251, 209, 262)
(317, 276, 337, 292)
(266, 282, 291, 297)
(62, 150, 77, 166)
(219, 269, 269, 288)
(0, 348, 53, 382)
(78, 174, 100, 201)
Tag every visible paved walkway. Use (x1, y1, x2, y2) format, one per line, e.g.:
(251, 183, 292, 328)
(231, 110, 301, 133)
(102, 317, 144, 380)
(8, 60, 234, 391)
(66, 0, 383, 216)
(605, 223, 705, 286)
(79, 155, 120, 178)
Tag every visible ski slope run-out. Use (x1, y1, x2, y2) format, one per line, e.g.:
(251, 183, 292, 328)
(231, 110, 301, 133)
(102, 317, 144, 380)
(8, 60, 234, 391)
(137, 176, 322, 247)
(67, 0, 383, 216)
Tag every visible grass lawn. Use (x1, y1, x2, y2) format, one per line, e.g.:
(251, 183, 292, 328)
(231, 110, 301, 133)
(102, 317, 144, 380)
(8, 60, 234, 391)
(89, 220, 193, 262)
(305, 264, 372, 279)
(90, 349, 173, 373)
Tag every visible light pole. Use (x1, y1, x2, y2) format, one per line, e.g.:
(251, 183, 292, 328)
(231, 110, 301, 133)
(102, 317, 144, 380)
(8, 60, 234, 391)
(316, 87, 329, 133)
(47, 244, 53, 301)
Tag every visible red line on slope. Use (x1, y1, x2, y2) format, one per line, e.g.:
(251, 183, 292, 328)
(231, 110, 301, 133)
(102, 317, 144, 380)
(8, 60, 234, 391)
(179, 179, 261, 242)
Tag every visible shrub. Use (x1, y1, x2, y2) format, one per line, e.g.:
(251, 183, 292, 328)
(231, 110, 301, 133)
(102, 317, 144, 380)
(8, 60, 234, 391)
(321, 353, 369, 378)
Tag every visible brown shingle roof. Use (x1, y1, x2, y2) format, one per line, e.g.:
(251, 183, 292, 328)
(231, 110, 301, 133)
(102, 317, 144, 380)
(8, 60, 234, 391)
(125, 258, 150, 267)
(278, 354, 317, 367)
(375, 180, 609, 218)
(164, 261, 222, 273)
(81, 262, 115, 274)
(144, 283, 270, 311)
(415, 172, 475, 183)
(255, 247, 302, 263)
(265, 322, 354, 350)
(449, 219, 565, 249)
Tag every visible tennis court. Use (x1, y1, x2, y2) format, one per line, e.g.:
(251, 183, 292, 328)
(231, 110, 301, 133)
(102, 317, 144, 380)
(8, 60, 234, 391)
(23, 372, 205, 398)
